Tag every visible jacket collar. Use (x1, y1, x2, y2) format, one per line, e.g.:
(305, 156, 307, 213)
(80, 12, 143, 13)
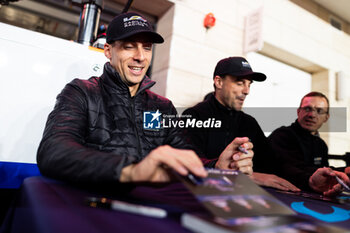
(209, 93, 239, 115)
(102, 62, 155, 97)
(292, 120, 320, 137)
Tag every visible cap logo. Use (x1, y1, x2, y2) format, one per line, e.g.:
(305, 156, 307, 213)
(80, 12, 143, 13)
(124, 15, 147, 22)
(242, 61, 251, 68)
(123, 15, 148, 28)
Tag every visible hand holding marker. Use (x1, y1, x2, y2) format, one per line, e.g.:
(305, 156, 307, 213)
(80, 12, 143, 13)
(335, 176, 350, 192)
(238, 145, 249, 154)
(187, 138, 251, 185)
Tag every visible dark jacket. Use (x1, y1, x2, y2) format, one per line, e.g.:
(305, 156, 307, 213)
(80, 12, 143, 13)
(268, 120, 329, 190)
(37, 63, 189, 185)
(183, 94, 277, 174)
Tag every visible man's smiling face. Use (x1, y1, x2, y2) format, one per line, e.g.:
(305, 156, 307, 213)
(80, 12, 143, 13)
(105, 34, 153, 89)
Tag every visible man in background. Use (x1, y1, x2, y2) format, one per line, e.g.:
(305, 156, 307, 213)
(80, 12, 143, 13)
(269, 92, 349, 195)
(183, 57, 299, 191)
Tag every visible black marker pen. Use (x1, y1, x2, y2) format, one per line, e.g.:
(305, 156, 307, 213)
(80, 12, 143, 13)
(238, 138, 250, 154)
(187, 173, 203, 185)
(238, 146, 248, 154)
(335, 176, 350, 191)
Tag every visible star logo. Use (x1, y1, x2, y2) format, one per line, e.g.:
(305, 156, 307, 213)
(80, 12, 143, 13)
(143, 110, 162, 129)
(150, 110, 161, 122)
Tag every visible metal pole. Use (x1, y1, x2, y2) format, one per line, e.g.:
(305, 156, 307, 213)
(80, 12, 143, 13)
(122, 0, 133, 13)
(77, 0, 103, 46)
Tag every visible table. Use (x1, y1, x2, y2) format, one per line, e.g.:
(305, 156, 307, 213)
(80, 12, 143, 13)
(1, 176, 204, 233)
(265, 187, 350, 229)
(1, 176, 350, 233)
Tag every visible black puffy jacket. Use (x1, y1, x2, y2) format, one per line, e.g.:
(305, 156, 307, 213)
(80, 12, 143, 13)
(37, 63, 189, 184)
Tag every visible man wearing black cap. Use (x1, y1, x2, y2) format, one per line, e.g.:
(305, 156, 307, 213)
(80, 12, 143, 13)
(183, 57, 300, 191)
(37, 12, 213, 184)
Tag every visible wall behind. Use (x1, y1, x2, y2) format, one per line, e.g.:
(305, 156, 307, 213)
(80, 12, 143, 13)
(157, 0, 350, 154)
(0, 23, 107, 163)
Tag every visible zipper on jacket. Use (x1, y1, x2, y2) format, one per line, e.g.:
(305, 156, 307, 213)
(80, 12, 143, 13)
(130, 97, 142, 158)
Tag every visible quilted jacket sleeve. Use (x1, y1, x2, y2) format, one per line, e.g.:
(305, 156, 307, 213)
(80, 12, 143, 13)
(37, 80, 136, 185)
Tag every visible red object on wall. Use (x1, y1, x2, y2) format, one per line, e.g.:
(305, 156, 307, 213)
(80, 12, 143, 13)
(203, 13, 216, 29)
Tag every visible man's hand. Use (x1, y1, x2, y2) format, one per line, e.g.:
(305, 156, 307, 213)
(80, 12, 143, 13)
(345, 166, 350, 176)
(309, 167, 350, 196)
(251, 172, 300, 192)
(215, 137, 253, 175)
(120, 145, 207, 182)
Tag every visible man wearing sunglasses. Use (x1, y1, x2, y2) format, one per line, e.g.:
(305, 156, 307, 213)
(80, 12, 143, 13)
(269, 92, 349, 196)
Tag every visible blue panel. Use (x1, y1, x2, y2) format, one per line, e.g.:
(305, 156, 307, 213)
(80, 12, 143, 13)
(0, 161, 41, 188)
(291, 201, 350, 222)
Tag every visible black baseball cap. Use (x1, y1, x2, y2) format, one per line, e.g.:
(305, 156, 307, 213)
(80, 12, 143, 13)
(106, 12, 164, 44)
(213, 57, 266, 81)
